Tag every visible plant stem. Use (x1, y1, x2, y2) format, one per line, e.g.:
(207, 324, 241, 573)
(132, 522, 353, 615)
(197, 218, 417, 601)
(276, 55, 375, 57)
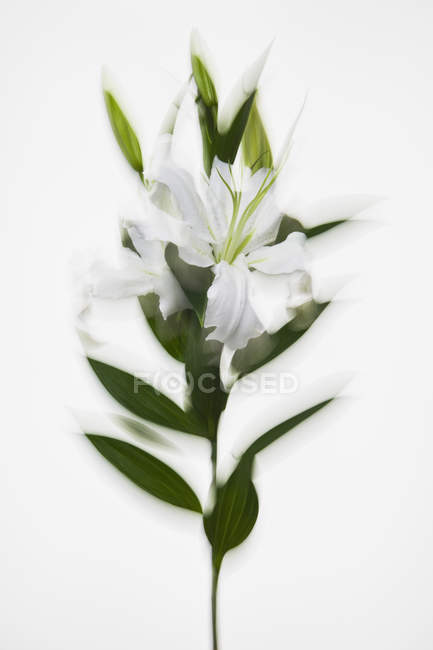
(210, 434, 217, 493)
(210, 435, 220, 650)
(211, 558, 220, 650)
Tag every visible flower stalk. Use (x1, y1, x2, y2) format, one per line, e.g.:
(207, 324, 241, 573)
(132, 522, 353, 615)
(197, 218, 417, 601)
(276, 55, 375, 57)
(211, 558, 221, 650)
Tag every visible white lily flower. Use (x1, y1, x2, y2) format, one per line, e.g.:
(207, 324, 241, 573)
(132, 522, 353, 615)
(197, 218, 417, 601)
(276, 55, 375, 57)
(98, 56, 377, 391)
(125, 150, 312, 388)
(97, 68, 315, 387)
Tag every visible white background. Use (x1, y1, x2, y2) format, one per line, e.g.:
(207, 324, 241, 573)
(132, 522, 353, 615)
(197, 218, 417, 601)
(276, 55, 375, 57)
(2, 0, 433, 648)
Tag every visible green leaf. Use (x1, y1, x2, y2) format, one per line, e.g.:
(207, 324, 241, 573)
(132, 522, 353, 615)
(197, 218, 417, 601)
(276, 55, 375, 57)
(274, 214, 348, 244)
(242, 399, 333, 459)
(204, 457, 258, 569)
(216, 91, 256, 165)
(184, 313, 227, 436)
(304, 220, 347, 238)
(112, 414, 175, 449)
(88, 358, 208, 438)
(273, 215, 304, 244)
(233, 301, 330, 378)
(86, 435, 202, 512)
(138, 294, 192, 363)
(242, 97, 273, 173)
(195, 92, 218, 176)
(104, 90, 143, 174)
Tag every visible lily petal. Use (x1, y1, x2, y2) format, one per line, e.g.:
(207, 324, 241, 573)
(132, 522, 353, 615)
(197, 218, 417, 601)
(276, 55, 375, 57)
(275, 95, 307, 170)
(298, 194, 381, 223)
(247, 231, 307, 275)
(205, 158, 232, 246)
(219, 345, 240, 391)
(88, 247, 189, 319)
(155, 162, 212, 240)
(177, 243, 214, 268)
(204, 258, 263, 350)
(158, 83, 189, 136)
(244, 187, 282, 252)
(127, 209, 194, 250)
(218, 43, 272, 134)
(90, 248, 155, 300)
(153, 267, 191, 318)
(128, 206, 214, 269)
(249, 270, 312, 334)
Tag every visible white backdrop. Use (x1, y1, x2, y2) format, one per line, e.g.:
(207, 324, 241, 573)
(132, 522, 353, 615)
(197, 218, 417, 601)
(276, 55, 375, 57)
(2, 0, 433, 648)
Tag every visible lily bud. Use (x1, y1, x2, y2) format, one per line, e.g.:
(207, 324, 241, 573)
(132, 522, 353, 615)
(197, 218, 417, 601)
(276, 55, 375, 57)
(217, 42, 272, 135)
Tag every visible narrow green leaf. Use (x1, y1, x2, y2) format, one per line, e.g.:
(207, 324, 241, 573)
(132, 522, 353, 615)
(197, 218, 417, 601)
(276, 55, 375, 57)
(304, 220, 347, 238)
(204, 457, 258, 569)
(274, 214, 348, 244)
(86, 434, 202, 512)
(88, 358, 208, 438)
(112, 414, 175, 449)
(216, 91, 256, 165)
(104, 90, 143, 173)
(242, 400, 333, 459)
(242, 97, 273, 173)
(195, 92, 218, 176)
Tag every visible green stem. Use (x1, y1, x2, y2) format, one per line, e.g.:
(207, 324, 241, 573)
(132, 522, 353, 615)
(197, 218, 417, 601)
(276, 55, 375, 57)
(211, 558, 220, 650)
(210, 434, 217, 493)
(210, 435, 220, 650)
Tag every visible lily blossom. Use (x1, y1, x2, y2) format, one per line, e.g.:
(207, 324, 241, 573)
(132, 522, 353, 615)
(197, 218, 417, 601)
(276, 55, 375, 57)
(125, 151, 311, 388)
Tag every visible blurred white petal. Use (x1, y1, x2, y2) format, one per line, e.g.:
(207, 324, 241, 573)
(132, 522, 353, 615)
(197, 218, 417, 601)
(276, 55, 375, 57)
(155, 162, 211, 240)
(85, 247, 188, 319)
(249, 272, 297, 333)
(219, 345, 239, 391)
(298, 195, 381, 223)
(247, 232, 307, 274)
(158, 83, 189, 136)
(127, 210, 193, 249)
(154, 267, 191, 318)
(275, 95, 307, 170)
(190, 28, 218, 88)
(244, 189, 282, 252)
(177, 243, 214, 267)
(217, 43, 272, 134)
(249, 270, 312, 333)
(205, 158, 232, 245)
(125, 232, 166, 269)
(90, 248, 155, 300)
(205, 258, 263, 350)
